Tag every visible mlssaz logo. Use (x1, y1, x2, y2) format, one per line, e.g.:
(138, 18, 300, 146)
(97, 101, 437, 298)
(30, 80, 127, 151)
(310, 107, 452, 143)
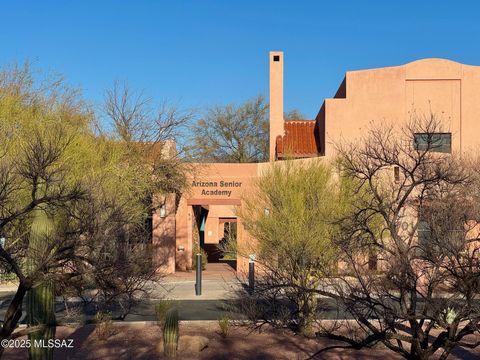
(33, 339, 74, 348)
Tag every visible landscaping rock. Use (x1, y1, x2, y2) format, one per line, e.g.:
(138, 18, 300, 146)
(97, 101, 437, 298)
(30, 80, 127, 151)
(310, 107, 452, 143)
(178, 335, 209, 353)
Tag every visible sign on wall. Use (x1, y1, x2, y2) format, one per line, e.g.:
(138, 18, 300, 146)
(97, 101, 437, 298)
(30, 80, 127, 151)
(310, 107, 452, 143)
(191, 180, 242, 197)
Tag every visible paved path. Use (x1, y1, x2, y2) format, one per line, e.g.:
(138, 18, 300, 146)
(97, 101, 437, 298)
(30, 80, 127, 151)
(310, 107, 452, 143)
(162, 262, 239, 281)
(0, 265, 247, 322)
(152, 279, 243, 300)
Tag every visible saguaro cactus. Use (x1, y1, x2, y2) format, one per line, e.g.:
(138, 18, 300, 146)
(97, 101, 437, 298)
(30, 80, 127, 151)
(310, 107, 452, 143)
(26, 205, 56, 360)
(163, 308, 179, 358)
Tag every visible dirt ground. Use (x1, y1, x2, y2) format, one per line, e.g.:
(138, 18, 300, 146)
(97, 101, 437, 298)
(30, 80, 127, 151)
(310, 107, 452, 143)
(3, 322, 479, 360)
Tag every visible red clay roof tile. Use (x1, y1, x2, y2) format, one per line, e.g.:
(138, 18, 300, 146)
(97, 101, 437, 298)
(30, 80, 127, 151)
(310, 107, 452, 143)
(276, 120, 318, 159)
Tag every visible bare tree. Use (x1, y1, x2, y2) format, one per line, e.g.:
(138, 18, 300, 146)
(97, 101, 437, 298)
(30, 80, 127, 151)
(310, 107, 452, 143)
(103, 81, 192, 151)
(284, 108, 306, 120)
(103, 81, 192, 205)
(310, 114, 480, 359)
(190, 95, 269, 163)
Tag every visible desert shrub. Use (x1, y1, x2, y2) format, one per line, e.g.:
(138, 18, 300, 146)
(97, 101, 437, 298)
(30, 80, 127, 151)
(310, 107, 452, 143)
(62, 302, 84, 326)
(155, 300, 175, 327)
(218, 314, 232, 338)
(95, 311, 114, 341)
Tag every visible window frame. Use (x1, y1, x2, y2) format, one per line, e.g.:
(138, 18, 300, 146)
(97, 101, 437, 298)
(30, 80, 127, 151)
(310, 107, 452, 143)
(414, 132, 452, 153)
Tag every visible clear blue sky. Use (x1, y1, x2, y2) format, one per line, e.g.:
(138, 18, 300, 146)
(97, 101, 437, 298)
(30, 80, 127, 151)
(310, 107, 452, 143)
(1, 1, 480, 119)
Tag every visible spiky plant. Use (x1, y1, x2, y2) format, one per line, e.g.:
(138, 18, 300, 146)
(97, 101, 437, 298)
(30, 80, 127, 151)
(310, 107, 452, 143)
(163, 308, 179, 358)
(26, 204, 56, 360)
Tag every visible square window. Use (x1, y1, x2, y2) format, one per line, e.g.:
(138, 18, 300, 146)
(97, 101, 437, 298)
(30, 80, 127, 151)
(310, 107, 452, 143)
(414, 133, 451, 153)
(273, 55, 280, 62)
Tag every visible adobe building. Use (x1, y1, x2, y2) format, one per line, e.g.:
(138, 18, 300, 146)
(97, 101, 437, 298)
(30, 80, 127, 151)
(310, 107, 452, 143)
(152, 52, 480, 274)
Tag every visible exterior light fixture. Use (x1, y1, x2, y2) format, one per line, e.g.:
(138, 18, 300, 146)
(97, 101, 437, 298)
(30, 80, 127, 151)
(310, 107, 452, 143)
(160, 204, 166, 218)
(264, 208, 270, 216)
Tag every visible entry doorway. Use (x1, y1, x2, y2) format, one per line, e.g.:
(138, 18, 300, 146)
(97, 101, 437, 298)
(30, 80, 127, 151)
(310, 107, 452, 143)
(189, 199, 241, 272)
(218, 218, 237, 270)
(192, 205, 209, 255)
(202, 218, 237, 270)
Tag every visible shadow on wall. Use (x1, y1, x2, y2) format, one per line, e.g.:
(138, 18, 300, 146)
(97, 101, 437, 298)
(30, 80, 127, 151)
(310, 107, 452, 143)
(152, 193, 177, 274)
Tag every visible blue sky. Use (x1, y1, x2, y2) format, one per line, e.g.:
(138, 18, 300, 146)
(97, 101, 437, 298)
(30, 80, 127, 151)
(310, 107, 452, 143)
(1, 1, 480, 119)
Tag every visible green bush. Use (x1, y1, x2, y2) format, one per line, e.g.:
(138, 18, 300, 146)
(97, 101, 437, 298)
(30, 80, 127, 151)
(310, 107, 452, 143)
(221, 252, 236, 260)
(218, 314, 231, 338)
(95, 311, 114, 341)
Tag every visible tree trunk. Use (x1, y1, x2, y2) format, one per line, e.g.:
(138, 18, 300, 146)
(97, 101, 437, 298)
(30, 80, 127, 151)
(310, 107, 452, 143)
(0, 282, 29, 358)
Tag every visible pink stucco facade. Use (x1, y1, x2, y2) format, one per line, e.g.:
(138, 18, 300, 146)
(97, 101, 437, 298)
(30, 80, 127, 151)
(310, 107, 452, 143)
(153, 54, 480, 274)
(318, 58, 480, 157)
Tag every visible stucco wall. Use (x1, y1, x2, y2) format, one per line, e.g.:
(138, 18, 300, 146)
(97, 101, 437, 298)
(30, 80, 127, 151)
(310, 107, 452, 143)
(174, 163, 258, 272)
(152, 193, 176, 274)
(156, 58, 480, 275)
(320, 59, 480, 158)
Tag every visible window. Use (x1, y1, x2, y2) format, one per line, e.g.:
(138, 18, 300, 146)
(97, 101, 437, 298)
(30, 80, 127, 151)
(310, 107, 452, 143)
(273, 55, 280, 62)
(368, 253, 378, 271)
(414, 133, 451, 153)
(417, 220, 432, 248)
(417, 215, 464, 256)
(394, 166, 400, 182)
(160, 204, 166, 218)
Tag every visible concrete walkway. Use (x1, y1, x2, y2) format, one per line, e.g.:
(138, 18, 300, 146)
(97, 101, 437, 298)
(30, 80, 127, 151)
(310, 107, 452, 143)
(155, 262, 244, 300)
(163, 263, 239, 282)
(153, 279, 243, 300)
(0, 263, 247, 321)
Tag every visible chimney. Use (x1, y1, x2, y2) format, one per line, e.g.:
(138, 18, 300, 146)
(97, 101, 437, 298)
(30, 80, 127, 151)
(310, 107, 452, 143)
(269, 51, 284, 161)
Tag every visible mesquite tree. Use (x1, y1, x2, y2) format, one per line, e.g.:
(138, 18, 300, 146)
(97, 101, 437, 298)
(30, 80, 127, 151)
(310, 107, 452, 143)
(189, 95, 269, 163)
(236, 160, 348, 335)
(312, 115, 480, 359)
(0, 65, 185, 358)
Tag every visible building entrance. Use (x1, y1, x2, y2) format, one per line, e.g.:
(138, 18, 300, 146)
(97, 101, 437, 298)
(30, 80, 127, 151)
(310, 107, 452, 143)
(191, 204, 237, 271)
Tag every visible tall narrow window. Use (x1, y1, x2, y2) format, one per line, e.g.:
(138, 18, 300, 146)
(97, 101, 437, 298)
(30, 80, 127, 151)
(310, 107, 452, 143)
(394, 166, 400, 182)
(368, 254, 378, 271)
(414, 133, 451, 153)
(417, 219, 432, 248)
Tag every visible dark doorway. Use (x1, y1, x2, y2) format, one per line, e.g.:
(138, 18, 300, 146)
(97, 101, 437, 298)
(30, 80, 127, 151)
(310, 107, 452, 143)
(192, 205, 209, 257)
(217, 219, 237, 270)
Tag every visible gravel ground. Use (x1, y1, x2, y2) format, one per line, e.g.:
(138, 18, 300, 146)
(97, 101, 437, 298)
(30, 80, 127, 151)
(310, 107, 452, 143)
(3, 322, 479, 360)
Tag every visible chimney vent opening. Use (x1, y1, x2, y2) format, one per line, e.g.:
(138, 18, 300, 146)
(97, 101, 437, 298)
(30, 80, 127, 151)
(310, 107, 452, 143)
(273, 55, 280, 62)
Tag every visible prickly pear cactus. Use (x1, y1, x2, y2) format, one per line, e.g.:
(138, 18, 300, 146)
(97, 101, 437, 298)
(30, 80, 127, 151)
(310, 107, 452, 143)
(27, 205, 56, 360)
(163, 308, 179, 358)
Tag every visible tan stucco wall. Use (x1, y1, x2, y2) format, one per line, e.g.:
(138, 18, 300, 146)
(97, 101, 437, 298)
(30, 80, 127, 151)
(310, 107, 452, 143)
(269, 51, 284, 161)
(152, 193, 176, 273)
(155, 58, 480, 275)
(203, 204, 236, 245)
(173, 163, 258, 272)
(319, 59, 480, 158)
